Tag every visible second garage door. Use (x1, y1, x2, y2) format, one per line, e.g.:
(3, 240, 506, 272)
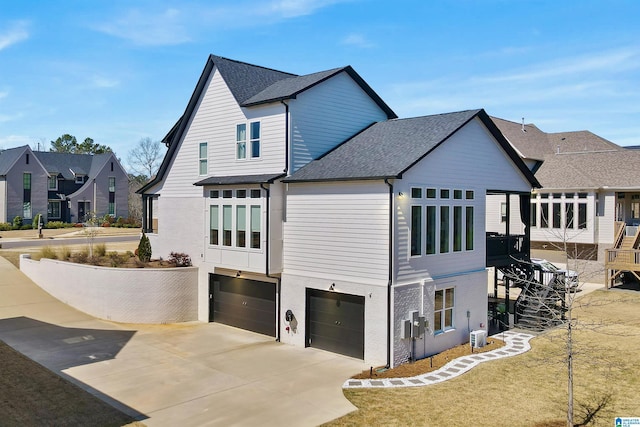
(209, 274, 276, 337)
(306, 289, 365, 359)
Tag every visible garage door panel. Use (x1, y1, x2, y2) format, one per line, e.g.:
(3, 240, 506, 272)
(210, 274, 276, 337)
(307, 289, 364, 359)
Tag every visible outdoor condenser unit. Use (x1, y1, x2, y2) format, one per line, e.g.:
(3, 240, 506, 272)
(470, 330, 487, 348)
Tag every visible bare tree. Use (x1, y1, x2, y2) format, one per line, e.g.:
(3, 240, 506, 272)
(127, 137, 162, 178)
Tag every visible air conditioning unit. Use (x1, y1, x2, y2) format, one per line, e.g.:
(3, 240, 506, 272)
(470, 330, 487, 348)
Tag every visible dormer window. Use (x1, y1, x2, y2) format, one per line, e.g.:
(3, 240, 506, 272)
(75, 175, 85, 184)
(48, 174, 58, 190)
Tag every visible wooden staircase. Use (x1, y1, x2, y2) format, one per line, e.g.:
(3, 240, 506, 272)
(605, 222, 640, 288)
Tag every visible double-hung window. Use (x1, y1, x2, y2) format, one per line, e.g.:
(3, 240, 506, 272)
(236, 122, 260, 159)
(48, 175, 58, 190)
(236, 124, 246, 159)
(434, 288, 454, 333)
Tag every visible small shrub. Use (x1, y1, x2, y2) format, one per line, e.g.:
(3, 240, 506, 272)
(125, 250, 134, 258)
(108, 251, 125, 267)
(0, 222, 12, 231)
(20, 224, 32, 230)
(95, 243, 107, 257)
(39, 246, 57, 260)
(137, 233, 152, 262)
(58, 246, 71, 261)
(88, 256, 101, 266)
(44, 221, 67, 229)
(168, 252, 192, 267)
(74, 248, 89, 264)
(12, 216, 23, 228)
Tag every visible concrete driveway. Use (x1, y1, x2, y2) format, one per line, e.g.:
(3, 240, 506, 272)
(0, 257, 367, 426)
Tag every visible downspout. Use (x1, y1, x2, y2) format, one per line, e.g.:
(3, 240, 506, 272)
(384, 178, 394, 368)
(280, 100, 290, 175)
(261, 182, 281, 342)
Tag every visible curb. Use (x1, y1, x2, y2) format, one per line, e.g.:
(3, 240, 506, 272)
(343, 331, 534, 389)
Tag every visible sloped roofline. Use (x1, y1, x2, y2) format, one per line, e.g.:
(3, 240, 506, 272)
(283, 109, 541, 188)
(139, 55, 396, 194)
(242, 65, 397, 119)
(0, 145, 49, 176)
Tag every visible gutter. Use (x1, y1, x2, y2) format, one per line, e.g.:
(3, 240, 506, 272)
(261, 182, 282, 342)
(384, 178, 394, 368)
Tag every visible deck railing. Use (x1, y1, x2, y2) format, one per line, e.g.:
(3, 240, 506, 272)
(486, 233, 527, 267)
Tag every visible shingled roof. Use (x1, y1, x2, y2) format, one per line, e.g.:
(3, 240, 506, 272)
(35, 151, 94, 179)
(492, 116, 623, 161)
(0, 146, 27, 175)
(535, 150, 640, 190)
(285, 109, 539, 187)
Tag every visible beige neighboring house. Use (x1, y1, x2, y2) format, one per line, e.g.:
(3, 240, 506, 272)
(490, 117, 640, 281)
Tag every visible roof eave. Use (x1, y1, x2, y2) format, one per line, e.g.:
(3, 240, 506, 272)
(283, 174, 399, 184)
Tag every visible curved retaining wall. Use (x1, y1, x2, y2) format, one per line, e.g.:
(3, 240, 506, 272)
(20, 255, 198, 324)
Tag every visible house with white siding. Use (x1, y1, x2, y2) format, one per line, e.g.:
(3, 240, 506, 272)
(490, 117, 640, 268)
(138, 55, 539, 367)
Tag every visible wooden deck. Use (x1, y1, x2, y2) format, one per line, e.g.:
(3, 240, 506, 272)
(605, 221, 640, 288)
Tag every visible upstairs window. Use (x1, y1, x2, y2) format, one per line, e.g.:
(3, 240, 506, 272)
(236, 124, 246, 159)
(75, 175, 85, 184)
(250, 121, 260, 158)
(236, 121, 260, 159)
(108, 177, 116, 193)
(48, 175, 58, 190)
(199, 143, 208, 175)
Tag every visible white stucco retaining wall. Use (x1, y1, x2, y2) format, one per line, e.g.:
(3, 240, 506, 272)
(20, 255, 199, 323)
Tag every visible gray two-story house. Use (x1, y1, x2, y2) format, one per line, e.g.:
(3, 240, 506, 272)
(0, 146, 129, 224)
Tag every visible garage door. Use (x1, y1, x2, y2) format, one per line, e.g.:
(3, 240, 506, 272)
(209, 274, 276, 337)
(306, 289, 365, 359)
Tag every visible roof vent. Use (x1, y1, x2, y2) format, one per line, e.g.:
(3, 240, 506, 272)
(521, 117, 526, 133)
(557, 145, 560, 154)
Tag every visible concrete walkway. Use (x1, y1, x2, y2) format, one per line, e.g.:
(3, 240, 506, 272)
(0, 256, 366, 426)
(343, 330, 534, 389)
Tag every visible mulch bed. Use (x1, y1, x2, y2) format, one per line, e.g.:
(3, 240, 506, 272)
(352, 338, 505, 379)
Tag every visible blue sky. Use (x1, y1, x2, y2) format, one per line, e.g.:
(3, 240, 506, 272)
(1, 0, 639, 169)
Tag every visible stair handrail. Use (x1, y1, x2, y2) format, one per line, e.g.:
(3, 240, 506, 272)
(632, 224, 640, 249)
(613, 221, 625, 249)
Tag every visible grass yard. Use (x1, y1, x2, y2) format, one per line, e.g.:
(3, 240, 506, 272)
(325, 290, 640, 427)
(0, 340, 141, 427)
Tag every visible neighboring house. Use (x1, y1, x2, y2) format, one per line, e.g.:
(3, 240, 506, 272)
(490, 117, 640, 263)
(138, 55, 538, 367)
(0, 146, 128, 223)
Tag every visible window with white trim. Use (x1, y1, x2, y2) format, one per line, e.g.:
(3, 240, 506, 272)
(48, 175, 58, 190)
(208, 189, 262, 250)
(236, 121, 261, 159)
(434, 288, 454, 333)
(199, 143, 208, 175)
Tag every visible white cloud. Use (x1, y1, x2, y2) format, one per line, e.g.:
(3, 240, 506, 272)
(0, 21, 29, 51)
(0, 135, 32, 148)
(265, 0, 351, 18)
(341, 33, 374, 48)
(94, 8, 190, 46)
(90, 75, 120, 88)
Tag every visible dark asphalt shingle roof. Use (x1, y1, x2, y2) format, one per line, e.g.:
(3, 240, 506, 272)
(285, 109, 536, 183)
(193, 173, 286, 186)
(242, 68, 345, 106)
(211, 55, 296, 105)
(34, 152, 94, 179)
(0, 146, 27, 175)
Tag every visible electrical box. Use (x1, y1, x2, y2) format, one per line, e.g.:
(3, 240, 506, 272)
(402, 319, 412, 339)
(470, 330, 487, 348)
